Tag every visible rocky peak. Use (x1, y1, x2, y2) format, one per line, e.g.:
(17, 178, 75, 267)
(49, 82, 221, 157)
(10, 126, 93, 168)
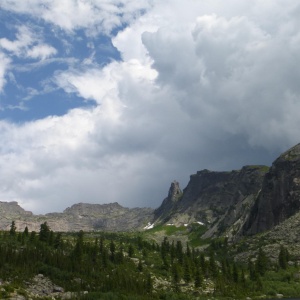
(168, 181, 182, 200)
(244, 143, 300, 235)
(153, 181, 182, 222)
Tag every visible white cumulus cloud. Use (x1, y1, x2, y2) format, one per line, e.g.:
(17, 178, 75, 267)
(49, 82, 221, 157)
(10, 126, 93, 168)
(0, 0, 300, 214)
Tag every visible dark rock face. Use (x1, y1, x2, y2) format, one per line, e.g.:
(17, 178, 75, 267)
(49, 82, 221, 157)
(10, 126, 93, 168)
(244, 143, 300, 235)
(154, 166, 268, 237)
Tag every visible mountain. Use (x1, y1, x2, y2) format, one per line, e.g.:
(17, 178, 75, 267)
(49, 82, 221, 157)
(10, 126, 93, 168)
(0, 201, 153, 232)
(2, 143, 300, 238)
(154, 165, 268, 239)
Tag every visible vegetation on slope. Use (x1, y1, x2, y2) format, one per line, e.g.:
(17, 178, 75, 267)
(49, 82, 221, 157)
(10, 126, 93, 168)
(0, 221, 300, 299)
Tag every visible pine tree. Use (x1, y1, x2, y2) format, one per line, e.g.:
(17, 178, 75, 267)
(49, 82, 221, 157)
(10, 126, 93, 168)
(232, 262, 239, 283)
(172, 263, 181, 292)
(138, 259, 143, 272)
(248, 258, 258, 281)
(194, 268, 203, 288)
(23, 226, 29, 237)
(128, 244, 134, 258)
(29, 231, 36, 243)
(278, 245, 288, 269)
(145, 273, 152, 294)
(183, 258, 191, 283)
(255, 248, 268, 276)
(209, 250, 217, 278)
(110, 240, 116, 262)
(10, 221, 16, 236)
(53, 233, 62, 249)
(176, 241, 183, 265)
(186, 242, 191, 258)
(99, 236, 104, 254)
(39, 222, 51, 242)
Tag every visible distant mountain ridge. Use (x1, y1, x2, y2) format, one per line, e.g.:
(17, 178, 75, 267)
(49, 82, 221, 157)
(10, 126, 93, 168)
(2, 143, 300, 238)
(0, 201, 154, 232)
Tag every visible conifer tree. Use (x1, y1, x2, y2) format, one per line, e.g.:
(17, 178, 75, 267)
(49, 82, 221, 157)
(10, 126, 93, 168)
(278, 245, 288, 269)
(110, 240, 116, 262)
(232, 262, 239, 283)
(10, 221, 16, 236)
(145, 273, 152, 294)
(99, 236, 105, 254)
(186, 242, 191, 258)
(128, 244, 134, 258)
(248, 258, 258, 281)
(54, 233, 62, 249)
(29, 231, 36, 243)
(209, 250, 217, 278)
(172, 263, 181, 292)
(138, 259, 143, 272)
(39, 222, 50, 242)
(255, 248, 268, 276)
(23, 226, 29, 237)
(183, 258, 191, 283)
(176, 240, 183, 265)
(194, 268, 203, 288)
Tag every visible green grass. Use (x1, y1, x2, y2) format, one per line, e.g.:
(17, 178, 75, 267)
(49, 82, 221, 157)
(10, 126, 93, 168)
(247, 165, 270, 172)
(144, 224, 188, 236)
(188, 224, 210, 247)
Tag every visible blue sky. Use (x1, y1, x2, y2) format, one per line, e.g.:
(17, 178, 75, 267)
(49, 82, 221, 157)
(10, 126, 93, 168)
(0, 0, 300, 214)
(0, 8, 121, 121)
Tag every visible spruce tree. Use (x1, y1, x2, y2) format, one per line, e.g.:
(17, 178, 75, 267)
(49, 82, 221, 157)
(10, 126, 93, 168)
(183, 258, 191, 283)
(232, 262, 239, 283)
(194, 268, 203, 288)
(23, 226, 29, 237)
(255, 248, 268, 276)
(10, 221, 16, 236)
(128, 244, 134, 258)
(39, 222, 50, 242)
(278, 245, 288, 269)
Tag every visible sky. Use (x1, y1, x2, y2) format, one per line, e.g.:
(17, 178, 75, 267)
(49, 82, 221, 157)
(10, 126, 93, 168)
(0, 0, 300, 214)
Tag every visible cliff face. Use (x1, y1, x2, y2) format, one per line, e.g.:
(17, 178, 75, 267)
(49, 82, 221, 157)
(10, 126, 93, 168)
(154, 166, 268, 238)
(244, 143, 300, 235)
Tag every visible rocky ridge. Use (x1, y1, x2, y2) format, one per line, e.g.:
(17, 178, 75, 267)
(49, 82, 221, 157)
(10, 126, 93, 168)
(153, 165, 268, 238)
(0, 202, 153, 232)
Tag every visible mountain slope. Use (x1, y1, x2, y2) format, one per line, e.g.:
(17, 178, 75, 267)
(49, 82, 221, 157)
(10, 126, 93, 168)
(154, 165, 268, 238)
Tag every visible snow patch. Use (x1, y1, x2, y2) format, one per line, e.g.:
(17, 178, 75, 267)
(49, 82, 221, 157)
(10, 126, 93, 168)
(166, 223, 174, 226)
(184, 224, 188, 227)
(196, 221, 204, 225)
(144, 222, 154, 230)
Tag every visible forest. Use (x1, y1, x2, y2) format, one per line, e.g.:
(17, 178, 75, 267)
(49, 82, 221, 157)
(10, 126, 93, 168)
(0, 221, 299, 299)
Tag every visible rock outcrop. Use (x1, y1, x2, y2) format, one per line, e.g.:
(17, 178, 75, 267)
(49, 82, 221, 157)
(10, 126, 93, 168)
(244, 143, 300, 235)
(154, 181, 182, 223)
(154, 166, 268, 238)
